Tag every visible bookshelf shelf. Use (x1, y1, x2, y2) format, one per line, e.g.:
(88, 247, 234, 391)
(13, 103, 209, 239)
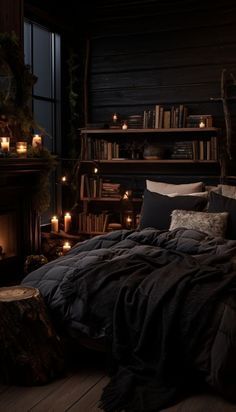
(76, 125, 221, 236)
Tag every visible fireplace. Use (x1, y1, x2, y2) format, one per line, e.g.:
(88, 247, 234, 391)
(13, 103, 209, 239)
(0, 158, 48, 285)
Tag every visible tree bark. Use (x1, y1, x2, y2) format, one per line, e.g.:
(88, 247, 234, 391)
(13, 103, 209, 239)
(0, 285, 65, 385)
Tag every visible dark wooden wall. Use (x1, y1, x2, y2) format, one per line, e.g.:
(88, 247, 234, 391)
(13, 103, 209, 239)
(84, 0, 236, 163)
(0, 0, 23, 40)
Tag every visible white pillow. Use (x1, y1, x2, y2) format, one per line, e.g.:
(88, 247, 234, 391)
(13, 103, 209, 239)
(169, 209, 229, 238)
(167, 191, 208, 198)
(146, 180, 204, 195)
(218, 184, 236, 199)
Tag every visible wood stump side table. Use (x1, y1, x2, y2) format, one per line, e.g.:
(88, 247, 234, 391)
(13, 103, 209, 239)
(0, 285, 65, 385)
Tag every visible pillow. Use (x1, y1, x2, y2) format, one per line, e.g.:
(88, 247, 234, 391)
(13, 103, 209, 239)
(167, 191, 208, 198)
(146, 180, 204, 195)
(169, 209, 228, 238)
(208, 191, 236, 239)
(218, 184, 236, 199)
(139, 189, 207, 230)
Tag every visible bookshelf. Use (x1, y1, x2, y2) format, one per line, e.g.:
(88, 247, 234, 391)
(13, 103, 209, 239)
(76, 126, 221, 236)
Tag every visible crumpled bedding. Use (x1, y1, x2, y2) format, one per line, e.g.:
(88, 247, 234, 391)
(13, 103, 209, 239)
(22, 228, 236, 411)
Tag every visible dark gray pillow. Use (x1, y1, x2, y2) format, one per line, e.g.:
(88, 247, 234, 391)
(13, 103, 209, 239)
(208, 191, 236, 239)
(139, 189, 207, 230)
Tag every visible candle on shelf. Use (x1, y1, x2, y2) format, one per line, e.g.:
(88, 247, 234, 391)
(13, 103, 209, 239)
(16, 141, 27, 157)
(64, 212, 72, 233)
(112, 113, 118, 123)
(199, 118, 205, 128)
(122, 121, 128, 130)
(1, 137, 10, 153)
(51, 216, 59, 232)
(62, 241, 71, 254)
(94, 167, 98, 174)
(32, 134, 42, 148)
(61, 176, 67, 183)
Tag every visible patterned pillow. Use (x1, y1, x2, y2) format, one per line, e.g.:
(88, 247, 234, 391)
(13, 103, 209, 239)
(169, 209, 229, 238)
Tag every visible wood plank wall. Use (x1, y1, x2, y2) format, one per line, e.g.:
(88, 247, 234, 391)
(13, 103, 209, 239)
(85, 0, 236, 162)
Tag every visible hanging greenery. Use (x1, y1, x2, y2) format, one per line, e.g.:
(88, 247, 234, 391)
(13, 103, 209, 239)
(0, 32, 57, 214)
(0, 32, 38, 137)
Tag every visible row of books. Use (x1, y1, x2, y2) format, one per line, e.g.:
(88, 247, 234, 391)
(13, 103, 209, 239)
(143, 104, 188, 129)
(143, 106, 213, 129)
(81, 135, 120, 160)
(80, 174, 122, 199)
(171, 137, 218, 160)
(78, 212, 109, 233)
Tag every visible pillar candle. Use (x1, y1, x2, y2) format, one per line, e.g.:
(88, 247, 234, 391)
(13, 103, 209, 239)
(64, 212, 71, 233)
(62, 241, 71, 254)
(51, 216, 59, 232)
(1, 137, 10, 153)
(32, 134, 42, 148)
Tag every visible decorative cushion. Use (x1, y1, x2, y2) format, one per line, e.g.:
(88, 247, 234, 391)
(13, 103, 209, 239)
(169, 209, 229, 238)
(146, 180, 204, 195)
(218, 184, 236, 199)
(208, 191, 236, 239)
(139, 189, 207, 230)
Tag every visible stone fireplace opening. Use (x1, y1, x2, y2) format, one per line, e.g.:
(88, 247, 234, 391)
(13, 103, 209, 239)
(0, 158, 48, 285)
(0, 211, 18, 259)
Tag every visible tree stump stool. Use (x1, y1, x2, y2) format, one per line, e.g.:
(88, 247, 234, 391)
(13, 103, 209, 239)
(0, 285, 65, 385)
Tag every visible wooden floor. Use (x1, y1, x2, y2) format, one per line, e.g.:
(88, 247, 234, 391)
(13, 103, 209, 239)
(0, 348, 109, 412)
(1, 347, 236, 412)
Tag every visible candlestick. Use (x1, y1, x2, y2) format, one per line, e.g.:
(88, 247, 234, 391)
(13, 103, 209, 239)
(51, 216, 59, 232)
(32, 134, 42, 148)
(62, 241, 71, 254)
(1, 137, 10, 153)
(64, 212, 72, 233)
(122, 121, 128, 130)
(16, 141, 27, 157)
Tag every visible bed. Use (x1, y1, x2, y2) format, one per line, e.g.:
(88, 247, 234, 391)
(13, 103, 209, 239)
(22, 180, 236, 411)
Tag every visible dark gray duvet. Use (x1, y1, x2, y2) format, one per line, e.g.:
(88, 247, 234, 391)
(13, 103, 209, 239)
(22, 228, 236, 411)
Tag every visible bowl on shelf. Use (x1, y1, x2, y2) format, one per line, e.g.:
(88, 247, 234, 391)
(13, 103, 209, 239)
(143, 144, 164, 160)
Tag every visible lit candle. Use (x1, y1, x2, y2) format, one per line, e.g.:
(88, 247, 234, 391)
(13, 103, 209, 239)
(94, 167, 98, 174)
(112, 113, 118, 123)
(16, 141, 27, 157)
(51, 216, 59, 232)
(122, 122, 128, 130)
(62, 241, 71, 254)
(64, 212, 72, 233)
(32, 134, 42, 148)
(1, 137, 10, 153)
(126, 215, 132, 228)
(199, 119, 205, 128)
(61, 176, 67, 183)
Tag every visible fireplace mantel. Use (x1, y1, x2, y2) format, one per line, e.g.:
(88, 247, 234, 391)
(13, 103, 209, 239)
(0, 158, 50, 285)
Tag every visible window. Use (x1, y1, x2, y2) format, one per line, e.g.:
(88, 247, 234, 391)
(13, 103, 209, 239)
(24, 20, 61, 224)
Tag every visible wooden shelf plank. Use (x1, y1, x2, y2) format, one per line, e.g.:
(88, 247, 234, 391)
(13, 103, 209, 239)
(80, 127, 219, 134)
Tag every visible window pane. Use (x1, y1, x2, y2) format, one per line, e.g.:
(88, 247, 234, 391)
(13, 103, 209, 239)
(33, 99, 54, 152)
(33, 25, 52, 99)
(24, 21, 32, 67)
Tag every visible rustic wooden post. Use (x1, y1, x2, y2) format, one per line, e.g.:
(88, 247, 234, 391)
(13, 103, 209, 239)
(0, 286, 65, 385)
